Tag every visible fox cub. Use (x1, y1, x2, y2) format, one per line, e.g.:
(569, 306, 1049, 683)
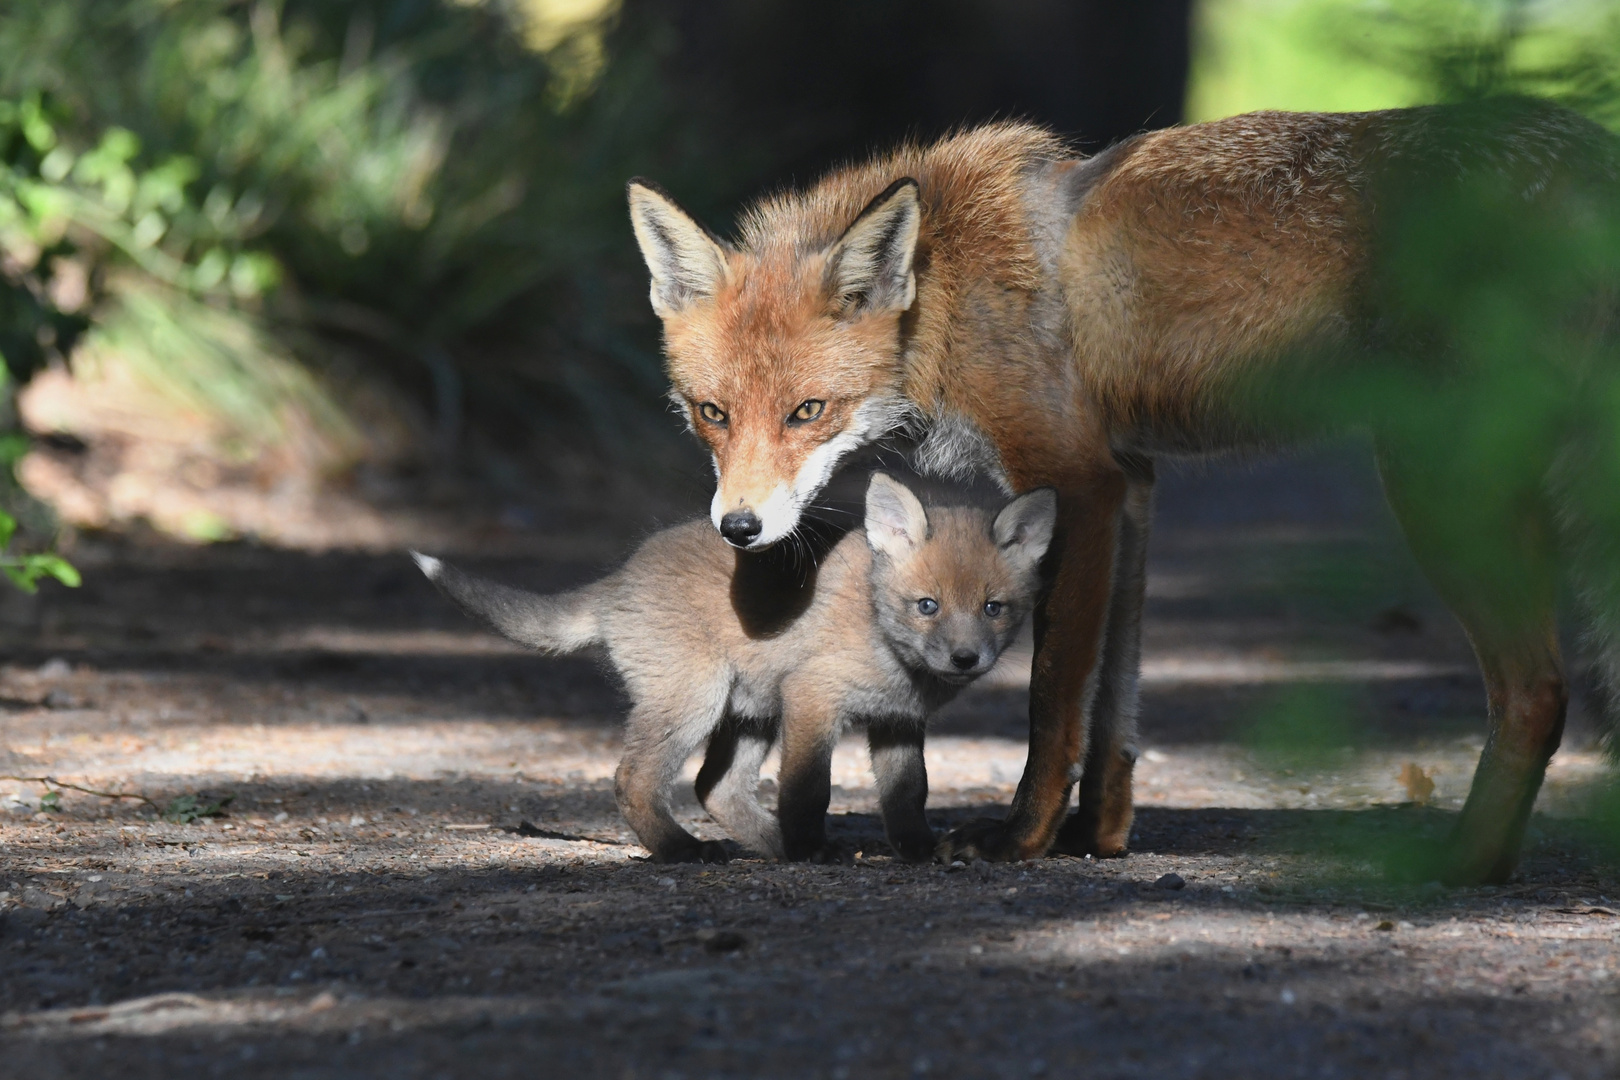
(414, 473, 1054, 864)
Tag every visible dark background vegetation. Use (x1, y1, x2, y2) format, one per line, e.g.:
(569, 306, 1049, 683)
(0, 0, 1615, 534)
(0, 0, 1193, 509)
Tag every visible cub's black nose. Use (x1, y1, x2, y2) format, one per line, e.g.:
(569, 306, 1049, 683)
(720, 510, 763, 546)
(950, 650, 980, 671)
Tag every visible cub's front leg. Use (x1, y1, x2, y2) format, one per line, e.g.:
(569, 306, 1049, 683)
(867, 720, 933, 862)
(775, 686, 847, 863)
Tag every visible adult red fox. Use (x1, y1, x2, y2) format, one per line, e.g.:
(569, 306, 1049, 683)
(627, 98, 1620, 884)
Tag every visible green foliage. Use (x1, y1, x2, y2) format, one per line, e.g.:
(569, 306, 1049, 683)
(0, 365, 77, 592)
(1189, 0, 1620, 125)
(0, 88, 333, 463)
(162, 792, 234, 824)
(37, 789, 61, 812)
(0, 0, 745, 470)
(1243, 685, 1361, 773)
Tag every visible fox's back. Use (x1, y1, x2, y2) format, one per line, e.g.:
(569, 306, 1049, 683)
(1053, 100, 1620, 449)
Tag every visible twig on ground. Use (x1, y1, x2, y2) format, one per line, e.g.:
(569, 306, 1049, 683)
(0, 774, 159, 812)
(0, 776, 234, 822)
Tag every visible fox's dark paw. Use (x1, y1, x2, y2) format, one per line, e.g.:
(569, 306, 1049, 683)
(1050, 813, 1130, 859)
(697, 840, 731, 865)
(652, 839, 730, 865)
(935, 818, 1040, 863)
(786, 842, 852, 865)
(888, 830, 937, 864)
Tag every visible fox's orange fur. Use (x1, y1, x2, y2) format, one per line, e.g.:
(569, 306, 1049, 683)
(629, 99, 1620, 884)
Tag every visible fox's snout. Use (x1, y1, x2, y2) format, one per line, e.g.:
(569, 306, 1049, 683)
(929, 625, 995, 680)
(718, 509, 763, 546)
(709, 480, 797, 550)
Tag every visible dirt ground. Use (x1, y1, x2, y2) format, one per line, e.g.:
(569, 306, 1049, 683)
(0, 446, 1616, 1079)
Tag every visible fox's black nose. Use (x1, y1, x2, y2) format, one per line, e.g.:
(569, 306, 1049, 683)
(720, 510, 763, 546)
(950, 650, 980, 671)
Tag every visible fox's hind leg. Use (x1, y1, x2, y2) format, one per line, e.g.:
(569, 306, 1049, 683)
(694, 717, 784, 859)
(1379, 445, 1566, 885)
(616, 683, 732, 864)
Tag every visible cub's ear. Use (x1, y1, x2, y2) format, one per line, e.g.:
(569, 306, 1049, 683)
(826, 178, 921, 316)
(993, 488, 1057, 573)
(865, 472, 930, 559)
(627, 179, 729, 317)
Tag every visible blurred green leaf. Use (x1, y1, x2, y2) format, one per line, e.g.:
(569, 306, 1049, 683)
(26, 554, 80, 587)
(162, 792, 234, 823)
(1243, 685, 1360, 773)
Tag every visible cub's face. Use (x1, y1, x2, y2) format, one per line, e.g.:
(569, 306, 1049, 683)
(628, 179, 922, 549)
(864, 474, 1056, 683)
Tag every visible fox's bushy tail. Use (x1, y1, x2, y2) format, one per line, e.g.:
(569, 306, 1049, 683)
(412, 552, 603, 653)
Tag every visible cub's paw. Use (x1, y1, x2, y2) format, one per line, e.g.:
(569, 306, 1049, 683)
(888, 831, 937, 864)
(652, 839, 731, 865)
(934, 818, 1038, 864)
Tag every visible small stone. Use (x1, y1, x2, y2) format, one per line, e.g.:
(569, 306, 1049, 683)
(698, 929, 747, 954)
(1153, 873, 1186, 891)
(36, 658, 71, 679)
(42, 689, 75, 709)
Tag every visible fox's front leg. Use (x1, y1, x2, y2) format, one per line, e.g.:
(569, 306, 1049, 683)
(937, 471, 1127, 863)
(1054, 462, 1153, 857)
(776, 689, 846, 863)
(867, 720, 933, 862)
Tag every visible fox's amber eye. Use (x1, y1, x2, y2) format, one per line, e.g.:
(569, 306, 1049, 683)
(698, 402, 727, 426)
(983, 601, 1004, 617)
(916, 598, 939, 616)
(788, 399, 825, 424)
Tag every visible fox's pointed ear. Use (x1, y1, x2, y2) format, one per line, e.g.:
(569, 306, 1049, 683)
(993, 488, 1057, 573)
(826, 178, 920, 316)
(627, 179, 729, 317)
(865, 472, 930, 559)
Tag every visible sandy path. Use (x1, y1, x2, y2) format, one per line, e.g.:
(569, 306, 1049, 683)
(0, 450, 1616, 1078)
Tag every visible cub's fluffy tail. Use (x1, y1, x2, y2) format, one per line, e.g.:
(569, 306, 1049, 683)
(412, 552, 603, 653)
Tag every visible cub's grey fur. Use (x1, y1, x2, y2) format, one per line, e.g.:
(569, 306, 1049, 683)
(414, 473, 1055, 864)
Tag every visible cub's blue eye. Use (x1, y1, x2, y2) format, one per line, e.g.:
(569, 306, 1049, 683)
(983, 601, 1004, 617)
(916, 598, 939, 616)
